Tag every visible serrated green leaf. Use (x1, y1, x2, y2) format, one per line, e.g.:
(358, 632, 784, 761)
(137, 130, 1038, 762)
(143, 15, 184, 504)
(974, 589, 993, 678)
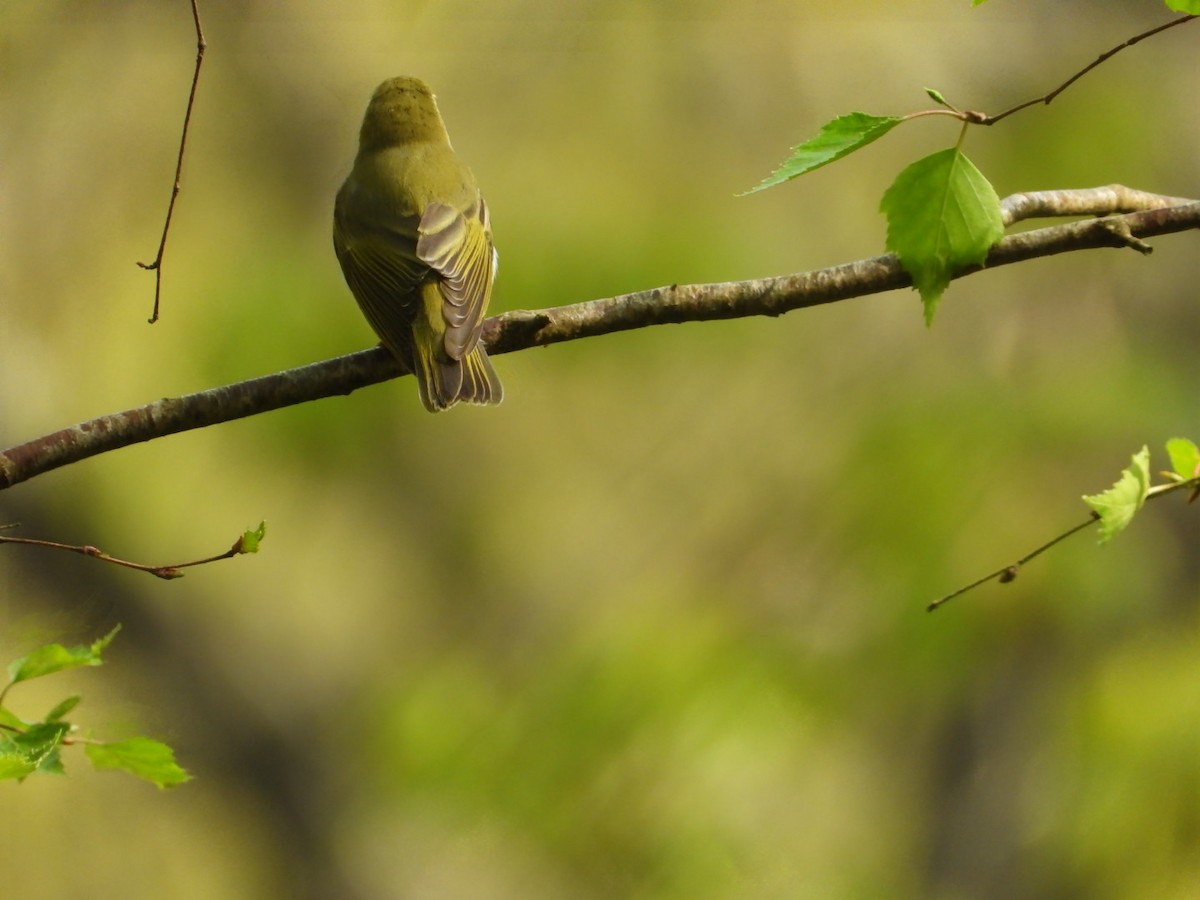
(1083, 446, 1151, 543)
(0, 749, 38, 781)
(1165, 437, 1200, 481)
(45, 695, 82, 723)
(740, 113, 902, 195)
(8, 644, 99, 686)
(880, 148, 1004, 324)
(1165, 1, 1200, 14)
(85, 737, 191, 789)
(91, 625, 120, 655)
(0, 722, 70, 781)
(238, 521, 267, 554)
(6, 626, 119, 686)
(37, 747, 66, 776)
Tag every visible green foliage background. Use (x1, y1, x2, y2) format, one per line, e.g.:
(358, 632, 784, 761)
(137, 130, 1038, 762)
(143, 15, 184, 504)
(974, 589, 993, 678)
(2, 1, 1198, 897)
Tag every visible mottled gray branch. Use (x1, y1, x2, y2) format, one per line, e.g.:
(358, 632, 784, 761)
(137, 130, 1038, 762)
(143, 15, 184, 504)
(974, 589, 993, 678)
(998, 185, 1195, 225)
(2, 190, 1197, 492)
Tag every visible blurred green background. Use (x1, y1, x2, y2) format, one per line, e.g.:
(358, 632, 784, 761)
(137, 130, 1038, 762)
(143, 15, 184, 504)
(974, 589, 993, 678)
(2, 1, 1198, 898)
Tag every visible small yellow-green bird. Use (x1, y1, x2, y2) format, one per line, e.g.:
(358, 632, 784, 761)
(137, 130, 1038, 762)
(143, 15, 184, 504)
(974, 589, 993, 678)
(334, 76, 502, 412)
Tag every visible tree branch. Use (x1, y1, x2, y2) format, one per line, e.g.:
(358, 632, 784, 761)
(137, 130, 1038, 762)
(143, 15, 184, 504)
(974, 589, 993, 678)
(3, 191, 1198, 492)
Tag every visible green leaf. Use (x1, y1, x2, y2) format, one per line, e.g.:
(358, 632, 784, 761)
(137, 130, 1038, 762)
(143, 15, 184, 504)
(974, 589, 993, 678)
(85, 737, 191, 789)
(1165, 437, 1200, 481)
(45, 695, 82, 723)
(0, 748, 37, 781)
(37, 747, 66, 776)
(925, 87, 949, 107)
(1164, 1, 1200, 14)
(237, 521, 267, 554)
(739, 113, 902, 195)
(91, 626, 120, 655)
(880, 148, 1004, 324)
(0, 705, 27, 731)
(0, 722, 70, 781)
(1083, 446, 1151, 543)
(5, 626, 120, 687)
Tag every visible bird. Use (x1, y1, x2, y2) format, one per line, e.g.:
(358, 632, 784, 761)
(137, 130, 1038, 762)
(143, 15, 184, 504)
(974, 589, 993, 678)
(334, 76, 503, 412)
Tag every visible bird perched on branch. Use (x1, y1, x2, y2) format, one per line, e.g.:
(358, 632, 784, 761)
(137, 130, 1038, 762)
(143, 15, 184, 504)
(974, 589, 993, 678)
(334, 76, 502, 412)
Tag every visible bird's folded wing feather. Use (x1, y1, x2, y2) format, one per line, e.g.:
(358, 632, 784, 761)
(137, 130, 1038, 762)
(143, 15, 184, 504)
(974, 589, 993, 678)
(415, 198, 496, 360)
(333, 207, 426, 355)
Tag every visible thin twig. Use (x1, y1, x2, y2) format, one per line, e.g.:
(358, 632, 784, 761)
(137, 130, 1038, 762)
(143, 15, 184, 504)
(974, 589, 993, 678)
(928, 477, 1200, 612)
(0, 526, 259, 580)
(926, 516, 1098, 612)
(983, 15, 1196, 125)
(137, 0, 206, 324)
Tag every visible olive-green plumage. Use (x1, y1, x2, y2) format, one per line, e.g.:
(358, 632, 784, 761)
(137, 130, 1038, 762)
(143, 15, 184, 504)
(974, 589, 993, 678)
(334, 76, 502, 412)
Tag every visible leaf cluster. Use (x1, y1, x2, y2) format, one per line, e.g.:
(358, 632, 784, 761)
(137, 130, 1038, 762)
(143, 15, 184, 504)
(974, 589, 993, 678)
(0, 628, 189, 789)
(1085, 439, 1200, 542)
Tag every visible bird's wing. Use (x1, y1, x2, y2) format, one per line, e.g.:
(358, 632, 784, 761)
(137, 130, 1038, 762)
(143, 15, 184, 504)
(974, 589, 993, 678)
(332, 199, 426, 360)
(415, 197, 496, 361)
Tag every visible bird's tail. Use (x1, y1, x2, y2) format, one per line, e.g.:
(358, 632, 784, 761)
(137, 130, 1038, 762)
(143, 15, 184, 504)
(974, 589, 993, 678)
(413, 344, 503, 412)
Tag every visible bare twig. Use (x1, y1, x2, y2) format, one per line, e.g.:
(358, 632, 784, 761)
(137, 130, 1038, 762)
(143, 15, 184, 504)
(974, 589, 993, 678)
(926, 516, 1098, 612)
(3, 190, 1198, 493)
(137, 0, 206, 324)
(0, 524, 262, 580)
(983, 15, 1196, 125)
